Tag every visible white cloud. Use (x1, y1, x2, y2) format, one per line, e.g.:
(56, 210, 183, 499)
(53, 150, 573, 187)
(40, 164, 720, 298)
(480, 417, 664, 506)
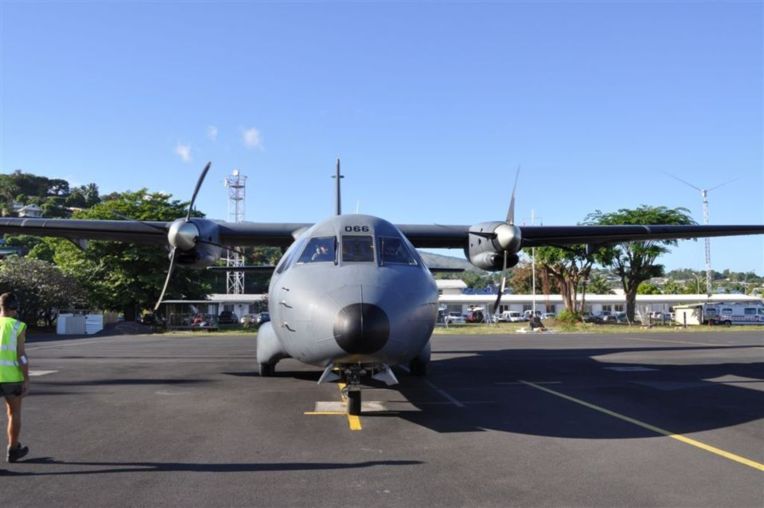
(242, 127, 263, 150)
(175, 142, 192, 162)
(207, 125, 218, 141)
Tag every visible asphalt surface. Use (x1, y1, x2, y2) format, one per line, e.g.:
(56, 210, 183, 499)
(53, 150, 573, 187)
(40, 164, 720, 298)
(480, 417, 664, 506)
(1, 330, 762, 507)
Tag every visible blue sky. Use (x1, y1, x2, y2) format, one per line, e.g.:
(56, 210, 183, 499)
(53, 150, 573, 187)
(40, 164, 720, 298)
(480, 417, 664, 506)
(1, 1, 762, 274)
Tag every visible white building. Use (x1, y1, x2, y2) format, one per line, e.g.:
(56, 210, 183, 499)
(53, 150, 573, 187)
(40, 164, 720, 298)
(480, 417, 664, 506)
(437, 289, 762, 319)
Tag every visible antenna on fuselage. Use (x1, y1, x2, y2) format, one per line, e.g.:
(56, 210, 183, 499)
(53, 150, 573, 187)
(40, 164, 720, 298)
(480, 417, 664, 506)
(332, 158, 344, 216)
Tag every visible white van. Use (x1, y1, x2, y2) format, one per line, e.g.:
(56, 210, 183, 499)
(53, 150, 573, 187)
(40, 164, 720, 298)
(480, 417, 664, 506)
(498, 311, 525, 322)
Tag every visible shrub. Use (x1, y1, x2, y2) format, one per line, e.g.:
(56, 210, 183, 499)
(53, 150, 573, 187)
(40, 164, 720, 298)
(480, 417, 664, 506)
(556, 309, 581, 324)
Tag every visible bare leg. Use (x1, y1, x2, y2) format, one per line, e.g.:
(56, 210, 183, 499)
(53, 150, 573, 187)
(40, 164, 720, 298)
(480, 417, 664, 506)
(5, 396, 22, 447)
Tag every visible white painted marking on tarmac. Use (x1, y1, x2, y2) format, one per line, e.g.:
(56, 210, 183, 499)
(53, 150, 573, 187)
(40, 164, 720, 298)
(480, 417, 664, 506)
(604, 366, 658, 372)
(704, 375, 764, 393)
(314, 401, 388, 412)
(29, 370, 58, 377)
(423, 379, 465, 408)
(398, 365, 465, 407)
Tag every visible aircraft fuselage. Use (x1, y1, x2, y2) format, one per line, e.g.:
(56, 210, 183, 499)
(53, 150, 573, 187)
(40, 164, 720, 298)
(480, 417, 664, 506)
(257, 214, 438, 372)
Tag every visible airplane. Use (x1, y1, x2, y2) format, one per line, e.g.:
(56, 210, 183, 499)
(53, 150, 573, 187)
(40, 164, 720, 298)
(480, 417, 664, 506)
(1, 161, 763, 415)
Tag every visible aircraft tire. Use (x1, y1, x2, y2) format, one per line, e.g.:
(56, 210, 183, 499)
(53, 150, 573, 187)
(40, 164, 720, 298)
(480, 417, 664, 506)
(347, 390, 362, 415)
(259, 363, 275, 377)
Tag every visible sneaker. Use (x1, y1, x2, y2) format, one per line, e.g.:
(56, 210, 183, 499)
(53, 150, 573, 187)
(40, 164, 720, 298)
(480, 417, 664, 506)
(7, 443, 29, 463)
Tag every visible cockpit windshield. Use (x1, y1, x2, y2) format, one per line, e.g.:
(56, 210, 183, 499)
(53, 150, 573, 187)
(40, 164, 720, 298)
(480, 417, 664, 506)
(342, 236, 375, 262)
(379, 237, 417, 266)
(298, 236, 337, 264)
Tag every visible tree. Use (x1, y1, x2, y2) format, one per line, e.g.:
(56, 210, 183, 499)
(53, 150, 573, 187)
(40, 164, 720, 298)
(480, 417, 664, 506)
(586, 272, 614, 295)
(660, 278, 695, 295)
(507, 262, 534, 294)
(0, 256, 87, 327)
(0, 171, 100, 218)
(65, 183, 101, 209)
(461, 271, 492, 289)
(535, 245, 594, 315)
(637, 281, 662, 295)
(587, 205, 695, 320)
(35, 190, 214, 320)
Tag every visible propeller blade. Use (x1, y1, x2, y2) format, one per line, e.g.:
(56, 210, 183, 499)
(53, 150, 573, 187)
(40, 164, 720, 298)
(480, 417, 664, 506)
(154, 247, 178, 312)
(506, 166, 520, 225)
(186, 161, 212, 221)
(492, 251, 508, 314)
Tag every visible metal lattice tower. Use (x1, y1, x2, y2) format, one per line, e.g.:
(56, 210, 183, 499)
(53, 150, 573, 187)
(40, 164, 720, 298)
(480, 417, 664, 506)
(701, 189, 712, 296)
(224, 169, 247, 294)
(666, 173, 738, 296)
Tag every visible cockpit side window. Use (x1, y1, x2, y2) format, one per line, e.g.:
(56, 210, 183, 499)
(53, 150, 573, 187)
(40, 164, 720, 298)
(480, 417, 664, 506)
(297, 236, 337, 264)
(275, 236, 308, 274)
(379, 237, 417, 266)
(342, 236, 375, 262)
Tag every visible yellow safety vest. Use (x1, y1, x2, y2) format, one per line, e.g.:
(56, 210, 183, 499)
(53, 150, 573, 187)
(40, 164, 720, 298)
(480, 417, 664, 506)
(0, 316, 26, 383)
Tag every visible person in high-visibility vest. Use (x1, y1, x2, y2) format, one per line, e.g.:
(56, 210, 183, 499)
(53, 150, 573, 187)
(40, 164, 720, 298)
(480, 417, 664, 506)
(0, 292, 29, 463)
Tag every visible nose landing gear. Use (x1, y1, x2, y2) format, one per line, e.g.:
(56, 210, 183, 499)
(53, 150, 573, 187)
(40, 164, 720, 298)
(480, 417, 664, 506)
(341, 365, 365, 415)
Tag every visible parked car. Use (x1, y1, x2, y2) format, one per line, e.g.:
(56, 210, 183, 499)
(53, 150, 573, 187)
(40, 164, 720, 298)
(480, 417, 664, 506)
(497, 311, 525, 322)
(255, 312, 270, 325)
(444, 312, 465, 324)
(649, 311, 671, 321)
(542, 312, 557, 320)
(583, 313, 604, 324)
(602, 312, 629, 324)
(218, 310, 239, 325)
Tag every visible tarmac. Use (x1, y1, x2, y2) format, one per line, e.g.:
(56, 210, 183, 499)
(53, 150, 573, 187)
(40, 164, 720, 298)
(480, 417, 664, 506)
(1, 329, 762, 507)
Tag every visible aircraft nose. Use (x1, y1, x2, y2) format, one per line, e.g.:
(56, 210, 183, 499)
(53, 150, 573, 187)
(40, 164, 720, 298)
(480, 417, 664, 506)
(333, 303, 390, 354)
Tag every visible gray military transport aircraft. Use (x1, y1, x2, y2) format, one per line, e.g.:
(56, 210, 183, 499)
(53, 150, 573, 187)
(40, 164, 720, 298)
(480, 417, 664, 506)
(1, 161, 763, 415)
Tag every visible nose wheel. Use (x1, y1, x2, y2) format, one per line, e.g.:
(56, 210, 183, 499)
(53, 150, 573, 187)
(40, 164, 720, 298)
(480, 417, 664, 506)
(342, 365, 365, 415)
(347, 389, 362, 415)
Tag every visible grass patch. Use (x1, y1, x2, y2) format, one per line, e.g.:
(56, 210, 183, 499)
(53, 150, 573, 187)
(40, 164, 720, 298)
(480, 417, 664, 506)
(158, 326, 259, 337)
(433, 320, 764, 335)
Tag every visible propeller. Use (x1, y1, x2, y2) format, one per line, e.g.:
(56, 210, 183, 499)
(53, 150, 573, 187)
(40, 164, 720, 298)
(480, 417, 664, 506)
(492, 167, 520, 315)
(153, 162, 211, 312)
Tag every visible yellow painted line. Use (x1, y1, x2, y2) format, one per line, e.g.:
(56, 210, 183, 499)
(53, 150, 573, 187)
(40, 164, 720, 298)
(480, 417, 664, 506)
(519, 380, 764, 472)
(337, 382, 363, 431)
(347, 414, 363, 430)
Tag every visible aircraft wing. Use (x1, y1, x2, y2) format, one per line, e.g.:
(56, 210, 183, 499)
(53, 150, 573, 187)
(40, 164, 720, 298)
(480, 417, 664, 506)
(397, 224, 764, 249)
(517, 224, 764, 247)
(2, 217, 763, 251)
(0, 217, 171, 243)
(0, 217, 312, 248)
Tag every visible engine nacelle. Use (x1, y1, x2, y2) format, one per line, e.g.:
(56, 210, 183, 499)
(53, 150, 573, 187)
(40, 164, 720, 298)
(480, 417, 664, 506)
(174, 243, 222, 267)
(168, 218, 223, 268)
(465, 221, 522, 271)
